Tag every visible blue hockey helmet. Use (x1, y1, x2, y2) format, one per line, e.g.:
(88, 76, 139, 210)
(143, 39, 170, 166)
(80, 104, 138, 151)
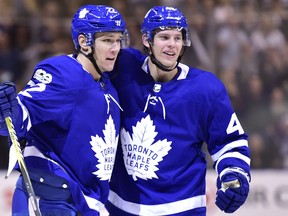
(141, 6, 191, 47)
(71, 5, 129, 50)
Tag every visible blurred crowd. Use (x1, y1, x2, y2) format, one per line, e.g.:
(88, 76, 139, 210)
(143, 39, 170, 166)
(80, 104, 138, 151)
(1, 0, 288, 169)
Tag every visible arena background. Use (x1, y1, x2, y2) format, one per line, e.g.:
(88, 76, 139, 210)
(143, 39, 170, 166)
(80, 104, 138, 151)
(1, 0, 288, 215)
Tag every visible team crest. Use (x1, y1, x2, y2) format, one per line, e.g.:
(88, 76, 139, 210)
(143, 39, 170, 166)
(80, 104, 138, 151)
(90, 115, 119, 181)
(121, 115, 172, 181)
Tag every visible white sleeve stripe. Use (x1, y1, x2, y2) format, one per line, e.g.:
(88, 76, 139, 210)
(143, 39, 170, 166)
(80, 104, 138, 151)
(215, 152, 251, 174)
(211, 139, 248, 162)
(18, 97, 32, 131)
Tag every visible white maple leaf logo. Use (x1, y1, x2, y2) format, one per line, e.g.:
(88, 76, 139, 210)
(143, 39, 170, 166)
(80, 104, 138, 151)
(90, 115, 119, 181)
(79, 8, 89, 18)
(121, 115, 172, 181)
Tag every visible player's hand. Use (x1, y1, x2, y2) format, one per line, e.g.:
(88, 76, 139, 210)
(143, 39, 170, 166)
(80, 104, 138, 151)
(215, 171, 250, 213)
(0, 81, 18, 121)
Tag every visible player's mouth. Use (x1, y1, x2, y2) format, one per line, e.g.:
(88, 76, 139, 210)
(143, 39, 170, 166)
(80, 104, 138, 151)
(106, 57, 116, 61)
(163, 51, 176, 56)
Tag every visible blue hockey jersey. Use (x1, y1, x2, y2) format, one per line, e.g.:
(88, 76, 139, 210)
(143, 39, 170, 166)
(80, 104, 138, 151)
(106, 48, 250, 216)
(2, 54, 121, 215)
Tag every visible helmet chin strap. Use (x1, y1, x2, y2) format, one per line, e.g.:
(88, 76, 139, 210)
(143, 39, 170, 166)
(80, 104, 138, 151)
(144, 41, 186, 72)
(79, 47, 103, 78)
(79, 47, 122, 81)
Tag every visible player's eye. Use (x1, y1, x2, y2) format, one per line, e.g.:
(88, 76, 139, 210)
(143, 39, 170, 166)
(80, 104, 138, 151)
(103, 38, 113, 43)
(175, 36, 182, 41)
(159, 35, 169, 40)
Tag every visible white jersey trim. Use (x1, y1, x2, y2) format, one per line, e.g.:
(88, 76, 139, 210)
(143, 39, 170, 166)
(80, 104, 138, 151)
(108, 190, 206, 215)
(83, 193, 104, 212)
(24, 146, 104, 212)
(177, 63, 190, 80)
(211, 139, 248, 162)
(24, 145, 63, 167)
(215, 152, 251, 174)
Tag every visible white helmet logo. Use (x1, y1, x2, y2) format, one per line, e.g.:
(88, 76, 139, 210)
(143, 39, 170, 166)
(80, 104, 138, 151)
(79, 8, 89, 18)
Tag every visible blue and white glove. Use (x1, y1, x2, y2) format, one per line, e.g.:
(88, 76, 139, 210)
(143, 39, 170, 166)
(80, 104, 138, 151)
(0, 81, 18, 122)
(215, 168, 250, 213)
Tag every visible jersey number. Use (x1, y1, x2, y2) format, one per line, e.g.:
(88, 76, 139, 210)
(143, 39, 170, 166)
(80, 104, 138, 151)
(226, 113, 244, 135)
(20, 81, 46, 98)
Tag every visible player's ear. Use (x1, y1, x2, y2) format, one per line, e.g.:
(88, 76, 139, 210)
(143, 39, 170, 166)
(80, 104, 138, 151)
(78, 34, 91, 53)
(142, 34, 149, 48)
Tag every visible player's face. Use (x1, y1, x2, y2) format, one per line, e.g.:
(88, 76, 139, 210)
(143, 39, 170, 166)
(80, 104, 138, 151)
(152, 29, 183, 69)
(93, 32, 122, 72)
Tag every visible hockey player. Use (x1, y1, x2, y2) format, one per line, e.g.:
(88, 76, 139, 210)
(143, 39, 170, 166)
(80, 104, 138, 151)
(105, 6, 251, 216)
(0, 4, 129, 216)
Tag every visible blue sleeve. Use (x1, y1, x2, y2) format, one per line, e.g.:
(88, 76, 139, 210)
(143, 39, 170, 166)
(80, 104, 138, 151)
(205, 75, 250, 177)
(15, 60, 75, 139)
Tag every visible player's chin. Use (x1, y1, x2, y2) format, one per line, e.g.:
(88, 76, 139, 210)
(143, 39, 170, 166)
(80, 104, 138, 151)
(103, 61, 116, 72)
(162, 62, 177, 70)
(161, 58, 177, 67)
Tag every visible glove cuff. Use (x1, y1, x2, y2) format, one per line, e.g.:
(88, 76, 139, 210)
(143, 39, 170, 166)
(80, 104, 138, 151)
(219, 167, 251, 183)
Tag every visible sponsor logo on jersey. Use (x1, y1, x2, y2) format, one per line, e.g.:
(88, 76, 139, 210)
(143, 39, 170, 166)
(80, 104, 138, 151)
(121, 115, 172, 181)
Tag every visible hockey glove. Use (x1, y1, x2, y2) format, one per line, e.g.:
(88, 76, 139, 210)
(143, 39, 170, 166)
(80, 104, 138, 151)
(0, 81, 18, 122)
(215, 170, 250, 213)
